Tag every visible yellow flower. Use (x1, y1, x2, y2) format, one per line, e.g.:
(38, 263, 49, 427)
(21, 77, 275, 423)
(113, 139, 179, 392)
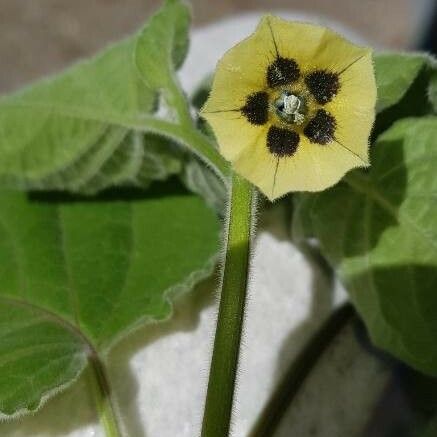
(201, 15, 376, 200)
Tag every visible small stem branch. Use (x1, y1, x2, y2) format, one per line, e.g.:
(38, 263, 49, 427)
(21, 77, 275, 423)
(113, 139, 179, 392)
(133, 116, 229, 181)
(249, 304, 355, 437)
(176, 126, 230, 180)
(202, 173, 255, 437)
(88, 353, 123, 437)
(165, 73, 231, 181)
(166, 79, 194, 128)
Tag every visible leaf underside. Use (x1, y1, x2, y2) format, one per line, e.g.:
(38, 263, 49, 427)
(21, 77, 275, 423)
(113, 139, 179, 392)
(294, 116, 437, 376)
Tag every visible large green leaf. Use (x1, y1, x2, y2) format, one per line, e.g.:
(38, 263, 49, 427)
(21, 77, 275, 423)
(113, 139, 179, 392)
(0, 180, 219, 417)
(293, 117, 437, 376)
(135, 0, 190, 91)
(0, 37, 179, 193)
(428, 70, 437, 113)
(0, 0, 195, 195)
(373, 53, 436, 139)
(374, 52, 431, 113)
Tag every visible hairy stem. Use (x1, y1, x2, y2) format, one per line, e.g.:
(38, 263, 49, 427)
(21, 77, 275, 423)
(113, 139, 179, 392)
(202, 173, 255, 437)
(176, 124, 230, 180)
(88, 353, 123, 437)
(166, 79, 195, 128)
(133, 116, 229, 182)
(166, 74, 230, 180)
(249, 304, 355, 437)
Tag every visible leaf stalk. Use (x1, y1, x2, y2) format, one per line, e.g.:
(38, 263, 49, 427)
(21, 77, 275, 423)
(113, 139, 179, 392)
(88, 353, 123, 437)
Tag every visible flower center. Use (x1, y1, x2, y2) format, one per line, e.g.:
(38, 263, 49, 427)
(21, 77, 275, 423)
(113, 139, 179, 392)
(274, 92, 306, 125)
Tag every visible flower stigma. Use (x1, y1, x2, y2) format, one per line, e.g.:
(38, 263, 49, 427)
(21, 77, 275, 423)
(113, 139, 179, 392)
(274, 91, 306, 125)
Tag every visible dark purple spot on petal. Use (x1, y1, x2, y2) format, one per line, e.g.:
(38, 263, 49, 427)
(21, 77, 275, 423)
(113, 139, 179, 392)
(267, 126, 299, 157)
(305, 70, 340, 104)
(241, 91, 269, 125)
(304, 109, 336, 144)
(267, 57, 300, 88)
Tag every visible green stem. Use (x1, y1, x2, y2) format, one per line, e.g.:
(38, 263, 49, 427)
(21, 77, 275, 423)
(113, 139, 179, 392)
(176, 125, 230, 179)
(249, 304, 355, 437)
(165, 74, 231, 180)
(202, 173, 254, 437)
(88, 353, 123, 437)
(133, 116, 229, 181)
(166, 79, 195, 128)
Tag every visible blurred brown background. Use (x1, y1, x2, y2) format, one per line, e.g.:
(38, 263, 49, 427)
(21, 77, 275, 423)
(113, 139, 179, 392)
(0, 0, 433, 93)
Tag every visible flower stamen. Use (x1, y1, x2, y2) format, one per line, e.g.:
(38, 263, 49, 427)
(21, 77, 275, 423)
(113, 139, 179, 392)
(274, 91, 306, 125)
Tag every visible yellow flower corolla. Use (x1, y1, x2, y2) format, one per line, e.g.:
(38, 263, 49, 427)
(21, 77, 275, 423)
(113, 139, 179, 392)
(201, 15, 376, 200)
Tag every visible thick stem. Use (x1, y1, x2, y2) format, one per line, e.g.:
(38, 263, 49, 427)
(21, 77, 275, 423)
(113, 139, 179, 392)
(88, 353, 123, 437)
(249, 304, 355, 437)
(202, 173, 254, 437)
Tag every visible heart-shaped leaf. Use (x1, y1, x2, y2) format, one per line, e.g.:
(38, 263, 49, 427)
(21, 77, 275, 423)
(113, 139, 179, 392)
(0, 0, 194, 195)
(374, 52, 432, 113)
(294, 117, 437, 376)
(0, 37, 162, 192)
(0, 180, 219, 417)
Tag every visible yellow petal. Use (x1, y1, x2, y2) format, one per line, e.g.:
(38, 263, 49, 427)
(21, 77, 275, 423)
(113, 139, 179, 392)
(200, 17, 278, 161)
(203, 111, 269, 161)
(325, 50, 376, 163)
(233, 132, 367, 200)
(267, 15, 371, 75)
(201, 17, 277, 115)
